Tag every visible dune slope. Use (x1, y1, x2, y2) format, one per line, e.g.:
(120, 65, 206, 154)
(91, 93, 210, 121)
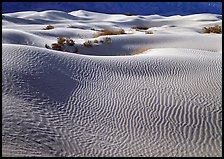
(2, 10, 222, 157)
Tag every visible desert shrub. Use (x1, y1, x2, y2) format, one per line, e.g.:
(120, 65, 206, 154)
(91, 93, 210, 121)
(46, 37, 77, 52)
(57, 37, 67, 46)
(203, 25, 221, 34)
(94, 29, 125, 37)
(66, 38, 75, 46)
(93, 39, 99, 43)
(45, 44, 50, 49)
(51, 43, 63, 51)
(145, 31, 153, 34)
(83, 40, 93, 48)
(131, 26, 150, 30)
(104, 37, 112, 43)
(67, 25, 86, 30)
(43, 25, 54, 30)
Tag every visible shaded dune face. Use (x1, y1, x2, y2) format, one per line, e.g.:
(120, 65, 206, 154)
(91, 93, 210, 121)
(2, 44, 222, 157)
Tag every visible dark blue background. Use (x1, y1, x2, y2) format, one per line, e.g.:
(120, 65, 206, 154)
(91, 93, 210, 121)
(2, 2, 222, 16)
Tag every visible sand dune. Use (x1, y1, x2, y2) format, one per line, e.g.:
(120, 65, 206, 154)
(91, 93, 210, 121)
(2, 10, 222, 157)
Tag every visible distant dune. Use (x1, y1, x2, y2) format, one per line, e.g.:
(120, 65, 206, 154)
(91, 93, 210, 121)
(2, 10, 222, 157)
(2, 2, 222, 15)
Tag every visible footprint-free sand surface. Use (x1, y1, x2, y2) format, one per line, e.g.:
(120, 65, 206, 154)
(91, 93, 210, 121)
(2, 10, 222, 157)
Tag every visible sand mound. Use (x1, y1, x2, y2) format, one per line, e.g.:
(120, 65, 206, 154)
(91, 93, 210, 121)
(2, 10, 222, 157)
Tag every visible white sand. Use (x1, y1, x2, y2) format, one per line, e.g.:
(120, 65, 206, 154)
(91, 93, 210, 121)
(2, 10, 222, 157)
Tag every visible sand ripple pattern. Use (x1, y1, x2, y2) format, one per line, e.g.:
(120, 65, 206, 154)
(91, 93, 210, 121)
(2, 45, 222, 157)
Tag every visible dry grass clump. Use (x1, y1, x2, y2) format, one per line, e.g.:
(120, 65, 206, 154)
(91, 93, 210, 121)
(43, 25, 55, 30)
(45, 37, 78, 52)
(83, 40, 93, 48)
(57, 37, 66, 45)
(94, 29, 125, 38)
(131, 26, 150, 30)
(67, 25, 86, 30)
(93, 39, 99, 44)
(66, 38, 75, 46)
(51, 43, 63, 51)
(83, 37, 112, 48)
(103, 37, 112, 43)
(203, 25, 221, 34)
(145, 31, 153, 34)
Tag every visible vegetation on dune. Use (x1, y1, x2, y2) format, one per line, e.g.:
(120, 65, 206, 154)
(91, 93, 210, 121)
(83, 37, 112, 48)
(66, 38, 75, 46)
(103, 37, 112, 43)
(93, 39, 99, 43)
(57, 37, 66, 45)
(203, 25, 221, 34)
(145, 31, 153, 34)
(45, 35, 113, 52)
(51, 43, 63, 51)
(45, 37, 78, 53)
(83, 40, 93, 48)
(67, 25, 86, 29)
(43, 25, 55, 30)
(94, 29, 125, 37)
(131, 26, 150, 30)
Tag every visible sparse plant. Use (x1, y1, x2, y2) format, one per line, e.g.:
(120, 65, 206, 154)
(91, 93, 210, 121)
(104, 37, 112, 43)
(57, 37, 66, 46)
(83, 40, 93, 48)
(51, 43, 63, 51)
(45, 37, 77, 53)
(45, 44, 50, 49)
(66, 38, 75, 46)
(43, 25, 54, 30)
(67, 25, 86, 30)
(145, 31, 153, 34)
(94, 29, 125, 37)
(203, 25, 221, 34)
(93, 39, 99, 44)
(131, 26, 150, 30)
